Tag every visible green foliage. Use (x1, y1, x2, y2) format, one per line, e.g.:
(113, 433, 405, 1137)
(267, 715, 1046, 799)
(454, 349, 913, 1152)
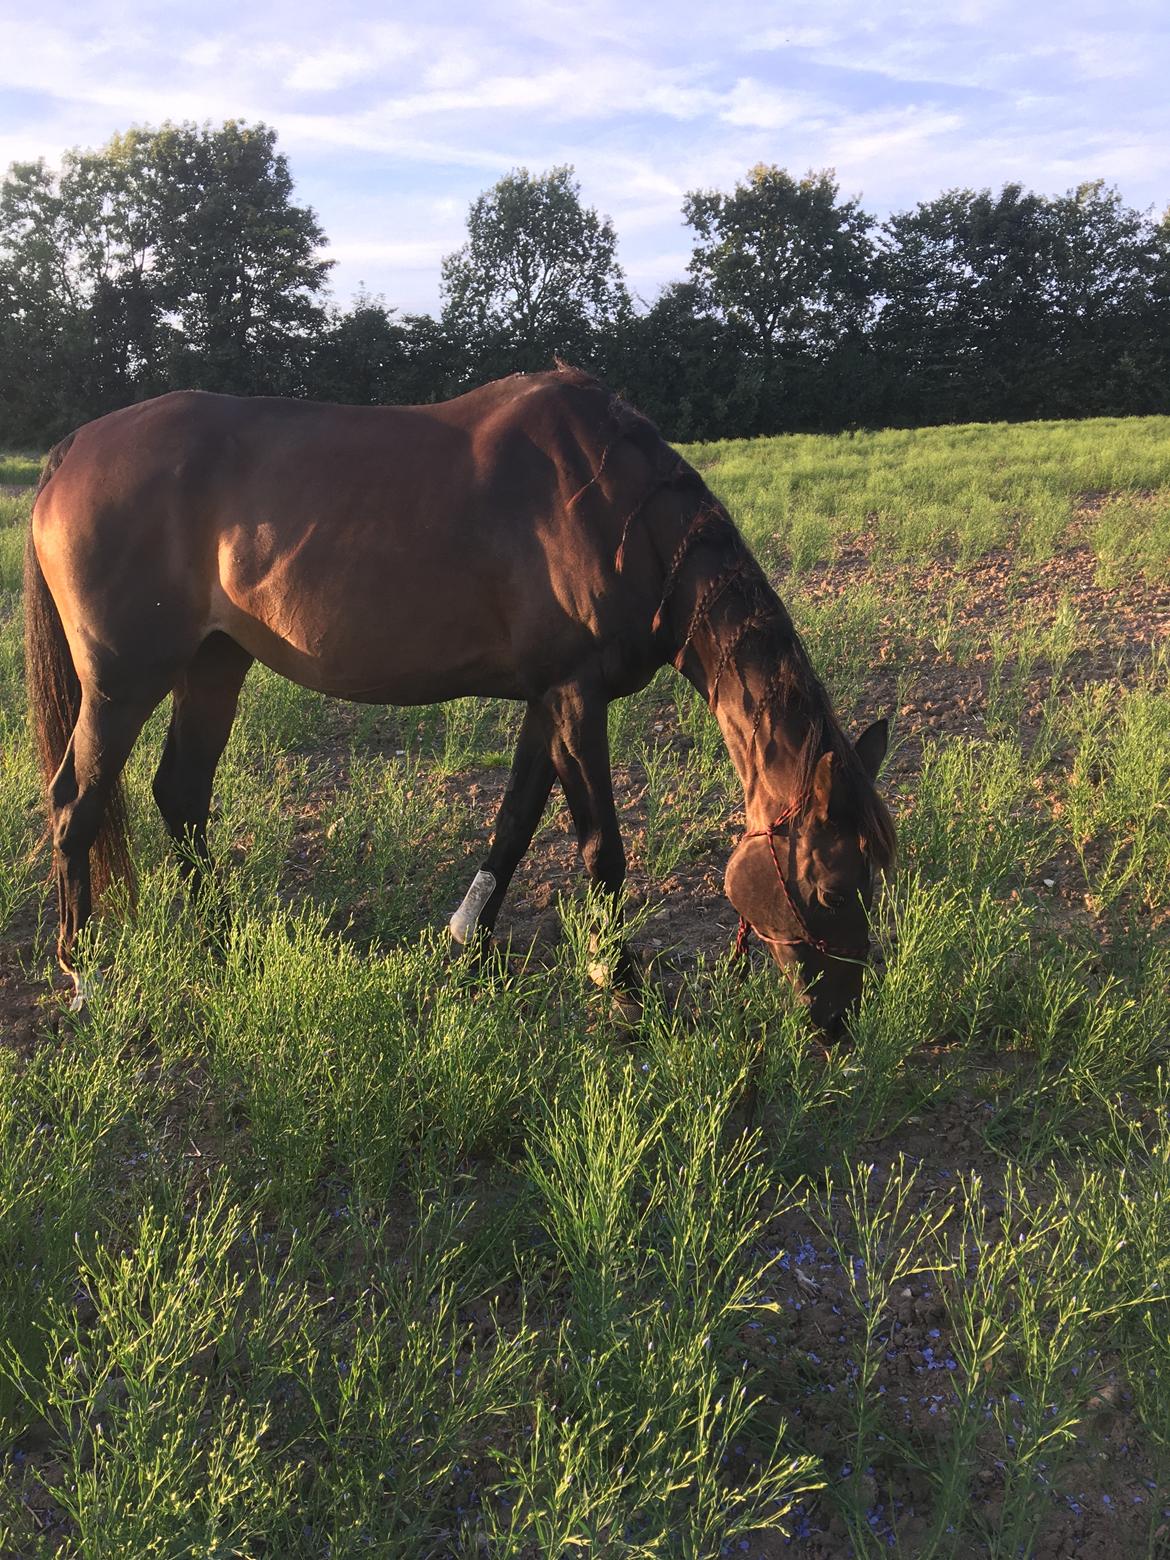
(0, 519, 26, 598)
(1057, 657, 1170, 912)
(441, 166, 629, 379)
(4, 135, 1170, 445)
(0, 121, 330, 442)
(685, 412, 1170, 570)
(685, 164, 873, 361)
(509, 1060, 822, 1552)
(639, 732, 729, 880)
(610, 282, 758, 442)
(876, 181, 1169, 425)
(151, 122, 331, 395)
(1092, 490, 1170, 583)
(0, 454, 38, 485)
(0, 723, 40, 934)
(1, 1179, 309, 1556)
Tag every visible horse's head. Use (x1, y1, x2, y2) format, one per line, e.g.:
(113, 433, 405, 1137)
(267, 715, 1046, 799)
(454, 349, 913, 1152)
(724, 718, 892, 1035)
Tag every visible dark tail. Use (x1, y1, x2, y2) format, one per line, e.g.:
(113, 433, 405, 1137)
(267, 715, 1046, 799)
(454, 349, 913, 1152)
(24, 437, 133, 899)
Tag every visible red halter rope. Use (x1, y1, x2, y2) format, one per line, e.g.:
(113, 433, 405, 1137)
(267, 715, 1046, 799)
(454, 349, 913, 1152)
(733, 801, 870, 965)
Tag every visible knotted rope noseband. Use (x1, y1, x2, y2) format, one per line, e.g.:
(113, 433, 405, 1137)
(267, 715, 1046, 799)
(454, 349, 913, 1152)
(733, 800, 870, 966)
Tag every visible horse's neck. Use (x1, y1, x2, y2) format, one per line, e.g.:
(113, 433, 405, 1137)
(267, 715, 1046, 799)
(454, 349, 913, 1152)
(674, 578, 814, 831)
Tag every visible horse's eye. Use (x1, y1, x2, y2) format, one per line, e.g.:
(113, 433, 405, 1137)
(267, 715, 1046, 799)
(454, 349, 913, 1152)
(817, 886, 845, 910)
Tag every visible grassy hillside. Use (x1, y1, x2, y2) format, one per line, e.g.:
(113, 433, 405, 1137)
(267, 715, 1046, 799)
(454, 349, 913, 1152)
(1, 415, 1168, 1556)
(684, 414, 1170, 579)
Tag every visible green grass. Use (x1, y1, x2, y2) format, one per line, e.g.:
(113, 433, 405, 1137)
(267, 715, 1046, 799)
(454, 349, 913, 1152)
(3, 415, 1170, 1554)
(683, 414, 1170, 573)
(0, 453, 40, 487)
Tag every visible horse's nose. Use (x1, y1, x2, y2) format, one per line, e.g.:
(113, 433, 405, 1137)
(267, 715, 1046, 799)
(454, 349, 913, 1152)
(805, 984, 856, 1041)
(817, 1007, 848, 1043)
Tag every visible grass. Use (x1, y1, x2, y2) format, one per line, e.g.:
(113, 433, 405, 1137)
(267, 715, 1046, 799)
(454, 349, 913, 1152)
(0, 454, 40, 488)
(2, 414, 1170, 1554)
(683, 414, 1170, 575)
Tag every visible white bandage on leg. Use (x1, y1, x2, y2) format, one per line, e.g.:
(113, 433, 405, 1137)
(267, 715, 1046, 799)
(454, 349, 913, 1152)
(69, 969, 100, 1012)
(448, 869, 497, 946)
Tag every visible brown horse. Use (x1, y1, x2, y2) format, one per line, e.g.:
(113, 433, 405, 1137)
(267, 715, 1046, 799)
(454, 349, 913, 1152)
(24, 366, 894, 1028)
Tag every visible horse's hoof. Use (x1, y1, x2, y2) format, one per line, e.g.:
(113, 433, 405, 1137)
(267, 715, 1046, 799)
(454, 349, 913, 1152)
(449, 922, 485, 955)
(609, 987, 644, 1028)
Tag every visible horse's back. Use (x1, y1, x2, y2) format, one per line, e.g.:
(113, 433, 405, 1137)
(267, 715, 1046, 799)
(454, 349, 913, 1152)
(31, 375, 649, 703)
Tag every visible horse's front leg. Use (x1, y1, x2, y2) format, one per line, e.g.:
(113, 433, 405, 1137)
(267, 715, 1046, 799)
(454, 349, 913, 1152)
(543, 680, 641, 1005)
(449, 701, 556, 952)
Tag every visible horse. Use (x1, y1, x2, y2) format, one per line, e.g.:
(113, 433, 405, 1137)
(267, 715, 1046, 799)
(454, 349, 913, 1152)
(24, 365, 894, 1031)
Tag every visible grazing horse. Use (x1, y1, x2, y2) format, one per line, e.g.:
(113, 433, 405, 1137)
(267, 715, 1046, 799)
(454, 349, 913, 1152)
(24, 366, 894, 1028)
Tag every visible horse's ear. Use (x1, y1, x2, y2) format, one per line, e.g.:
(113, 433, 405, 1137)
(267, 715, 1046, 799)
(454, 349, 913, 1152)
(811, 750, 834, 821)
(854, 719, 889, 781)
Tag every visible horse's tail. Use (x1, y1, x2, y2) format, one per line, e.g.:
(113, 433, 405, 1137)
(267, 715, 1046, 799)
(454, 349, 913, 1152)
(24, 437, 133, 898)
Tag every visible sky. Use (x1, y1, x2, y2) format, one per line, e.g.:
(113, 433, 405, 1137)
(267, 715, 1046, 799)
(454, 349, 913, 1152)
(2, 0, 1168, 316)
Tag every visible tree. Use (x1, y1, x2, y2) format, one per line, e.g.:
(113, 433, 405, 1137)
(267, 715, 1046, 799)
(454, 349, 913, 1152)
(1044, 181, 1166, 415)
(314, 292, 410, 405)
(0, 120, 331, 442)
(440, 166, 629, 380)
(881, 184, 1058, 421)
(874, 182, 1169, 423)
(312, 293, 459, 406)
(1150, 206, 1170, 407)
(684, 166, 874, 364)
(609, 282, 760, 440)
(151, 122, 331, 395)
(0, 135, 171, 440)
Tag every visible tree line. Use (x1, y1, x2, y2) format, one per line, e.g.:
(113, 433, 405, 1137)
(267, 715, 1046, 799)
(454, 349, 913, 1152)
(2, 120, 1168, 447)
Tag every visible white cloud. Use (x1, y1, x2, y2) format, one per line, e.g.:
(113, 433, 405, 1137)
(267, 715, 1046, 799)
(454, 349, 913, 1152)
(284, 49, 378, 93)
(824, 106, 968, 169)
(748, 25, 843, 50)
(182, 38, 227, 69)
(327, 236, 460, 267)
(421, 50, 484, 92)
(1033, 31, 1154, 81)
(720, 79, 830, 130)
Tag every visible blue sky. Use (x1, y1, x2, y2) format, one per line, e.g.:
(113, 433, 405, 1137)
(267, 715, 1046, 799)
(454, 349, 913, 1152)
(3, 0, 1168, 314)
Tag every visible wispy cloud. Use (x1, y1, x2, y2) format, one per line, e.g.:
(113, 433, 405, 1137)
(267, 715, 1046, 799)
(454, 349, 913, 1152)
(720, 80, 832, 131)
(284, 50, 379, 93)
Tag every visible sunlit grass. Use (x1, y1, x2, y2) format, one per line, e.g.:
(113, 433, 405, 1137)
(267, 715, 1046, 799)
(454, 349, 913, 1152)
(685, 414, 1170, 570)
(0, 453, 39, 487)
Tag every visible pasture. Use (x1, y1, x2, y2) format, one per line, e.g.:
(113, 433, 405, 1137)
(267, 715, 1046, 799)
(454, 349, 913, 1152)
(1, 414, 1169, 1557)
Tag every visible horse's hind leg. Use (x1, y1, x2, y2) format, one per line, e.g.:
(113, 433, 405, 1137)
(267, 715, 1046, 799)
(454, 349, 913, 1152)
(51, 690, 156, 1004)
(449, 701, 556, 948)
(152, 633, 253, 914)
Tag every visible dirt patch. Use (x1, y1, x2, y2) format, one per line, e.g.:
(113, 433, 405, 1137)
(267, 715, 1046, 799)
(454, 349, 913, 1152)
(0, 898, 62, 1058)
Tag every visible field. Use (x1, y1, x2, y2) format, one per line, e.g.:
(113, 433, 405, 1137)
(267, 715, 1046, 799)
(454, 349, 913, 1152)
(1, 415, 1169, 1558)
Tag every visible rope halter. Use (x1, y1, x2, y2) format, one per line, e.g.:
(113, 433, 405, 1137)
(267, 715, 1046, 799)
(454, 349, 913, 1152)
(732, 800, 871, 966)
